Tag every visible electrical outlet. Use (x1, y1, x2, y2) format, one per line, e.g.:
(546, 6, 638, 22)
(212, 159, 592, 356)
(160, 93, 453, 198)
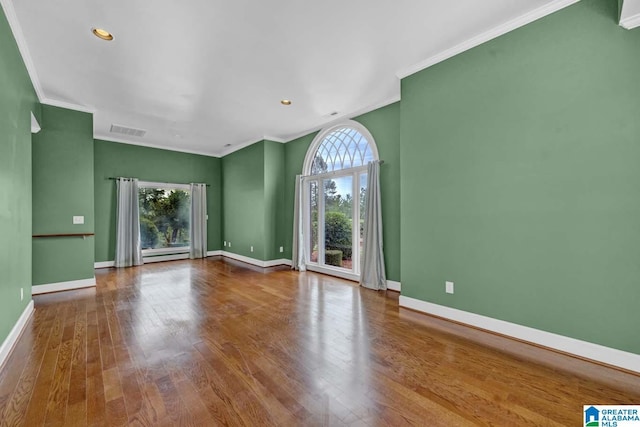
(250, 246, 254, 252)
(72, 215, 84, 225)
(228, 242, 231, 247)
(20, 288, 23, 301)
(446, 281, 454, 294)
(224, 241, 226, 246)
(279, 246, 284, 253)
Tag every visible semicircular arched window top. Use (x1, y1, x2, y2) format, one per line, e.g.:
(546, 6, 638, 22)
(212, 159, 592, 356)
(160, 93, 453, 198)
(310, 125, 377, 175)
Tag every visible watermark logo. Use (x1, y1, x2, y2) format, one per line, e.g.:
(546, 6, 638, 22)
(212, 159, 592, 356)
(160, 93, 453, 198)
(585, 406, 599, 426)
(584, 406, 640, 427)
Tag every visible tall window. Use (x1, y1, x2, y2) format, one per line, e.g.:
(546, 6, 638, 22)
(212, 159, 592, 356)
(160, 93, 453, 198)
(138, 182, 191, 254)
(302, 121, 378, 280)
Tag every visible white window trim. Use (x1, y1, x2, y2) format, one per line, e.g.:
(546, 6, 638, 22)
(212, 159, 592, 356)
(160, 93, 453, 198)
(302, 120, 379, 176)
(138, 181, 191, 255)
(302, 170, 365, 276)
(301, 121, 379, 279)
(138, 181, 190, 191)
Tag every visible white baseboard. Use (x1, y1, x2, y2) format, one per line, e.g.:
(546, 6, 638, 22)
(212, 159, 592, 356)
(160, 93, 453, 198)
(33, 277, 96, 295)
(399, 296, 640, 374)
(221, 251, 291, 268)
(94, 260, 114, 269)
(0, 300, 34, 369)
(94, 251, 287, 269)
(265, 258, 292, 267)
(96, 251, 224, 269)
(387, 280, 401, 292)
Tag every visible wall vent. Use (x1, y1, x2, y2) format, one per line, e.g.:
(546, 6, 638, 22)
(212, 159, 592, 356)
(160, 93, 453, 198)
(110, 124, 146, 138)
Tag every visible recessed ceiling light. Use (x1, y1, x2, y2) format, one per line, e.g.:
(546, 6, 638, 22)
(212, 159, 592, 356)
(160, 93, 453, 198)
(92, 28, 113, 41)
(280, 99, 292, 106)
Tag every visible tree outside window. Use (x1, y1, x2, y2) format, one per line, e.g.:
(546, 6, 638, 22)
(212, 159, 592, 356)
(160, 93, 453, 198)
(138, 187, 190, 249)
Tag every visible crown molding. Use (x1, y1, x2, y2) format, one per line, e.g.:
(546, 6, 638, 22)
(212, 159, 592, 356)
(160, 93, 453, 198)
(2, 0, 99, 114)
(269, 94, 402, 146)
(216, 136, 265, 157)
(30, 112, 40, 133)
(397, 0, 580, 79)
(93, 134, 221, 158)
(0, 0, 44, 100)
(620, 13, 640, 29)
(220, 94, 401, 157)
(41, 98, 95, 114)
(262, 135, 288, 143)
(5, 0, 577, 157)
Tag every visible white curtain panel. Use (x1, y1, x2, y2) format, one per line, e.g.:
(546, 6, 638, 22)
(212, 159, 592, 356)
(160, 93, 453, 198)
(189, 183, 208, 259)
(115, 178, 143, 268)
(291, 175, 306, 271)
(360, 161, 387, 290)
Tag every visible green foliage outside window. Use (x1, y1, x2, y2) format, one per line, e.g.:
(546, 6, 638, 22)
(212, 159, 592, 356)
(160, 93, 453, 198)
(139, 188, 190, 249)
(324, 211, 352, 259)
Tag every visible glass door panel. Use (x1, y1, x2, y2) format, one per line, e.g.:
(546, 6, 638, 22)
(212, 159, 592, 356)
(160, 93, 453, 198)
(323, 176, 353, 270)
(309, 180, 319, 263)
(359, 173, 367, 270)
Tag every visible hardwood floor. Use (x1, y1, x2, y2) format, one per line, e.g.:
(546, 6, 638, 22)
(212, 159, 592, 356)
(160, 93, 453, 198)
(0, 258, 638, 426)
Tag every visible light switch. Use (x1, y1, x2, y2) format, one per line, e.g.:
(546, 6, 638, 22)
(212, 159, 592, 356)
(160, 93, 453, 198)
(73, 216, 84, 225)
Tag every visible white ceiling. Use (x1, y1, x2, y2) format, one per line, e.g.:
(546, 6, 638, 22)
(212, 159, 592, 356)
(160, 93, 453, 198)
(4, 0, 576, 156)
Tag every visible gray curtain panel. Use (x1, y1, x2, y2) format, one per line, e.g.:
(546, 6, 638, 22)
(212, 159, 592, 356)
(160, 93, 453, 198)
(115, 178, 143, 268)
(360, 161, 387, 290)
(291, 175, 306, 271)
(189, 183, 208, 259)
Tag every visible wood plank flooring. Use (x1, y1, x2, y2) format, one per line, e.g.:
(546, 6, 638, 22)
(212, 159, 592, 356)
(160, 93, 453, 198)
(0, 258, 638, 426)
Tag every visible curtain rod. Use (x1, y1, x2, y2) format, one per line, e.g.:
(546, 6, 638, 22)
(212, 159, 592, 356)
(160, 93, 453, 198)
(108, 177, 210, 187)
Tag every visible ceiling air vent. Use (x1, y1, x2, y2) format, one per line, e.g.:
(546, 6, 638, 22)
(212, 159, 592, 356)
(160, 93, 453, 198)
(110, 124, 146, 138)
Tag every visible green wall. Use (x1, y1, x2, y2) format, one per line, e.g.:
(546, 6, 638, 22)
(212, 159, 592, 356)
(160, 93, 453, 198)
(400, 0, 640, 354)
(94, 140, 222, 262)
(282, 102, 402, 281)
(0, 5, 39, 344)
(282, 132, 316, 260)
(32, 105, 95, 285)
(222, 140, 286, 261)
(264, 140, 286, 260)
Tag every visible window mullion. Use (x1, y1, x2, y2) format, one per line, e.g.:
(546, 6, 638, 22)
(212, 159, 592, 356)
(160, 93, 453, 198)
(353, 171, 359, 275)
(319, 179, 326, 267)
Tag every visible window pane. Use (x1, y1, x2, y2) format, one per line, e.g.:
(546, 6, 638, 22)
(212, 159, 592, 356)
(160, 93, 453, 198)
(309, 181, 319, 263)
(324, 176, 352, 269)
(139, 188, 190, 249)
(359, 173, 367, 264)
(311, 127, 374, 174)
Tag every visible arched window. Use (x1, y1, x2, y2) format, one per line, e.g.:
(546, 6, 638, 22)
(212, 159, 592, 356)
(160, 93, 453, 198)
(303, 121, 379, 176)
(301, 121, 379, 281)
